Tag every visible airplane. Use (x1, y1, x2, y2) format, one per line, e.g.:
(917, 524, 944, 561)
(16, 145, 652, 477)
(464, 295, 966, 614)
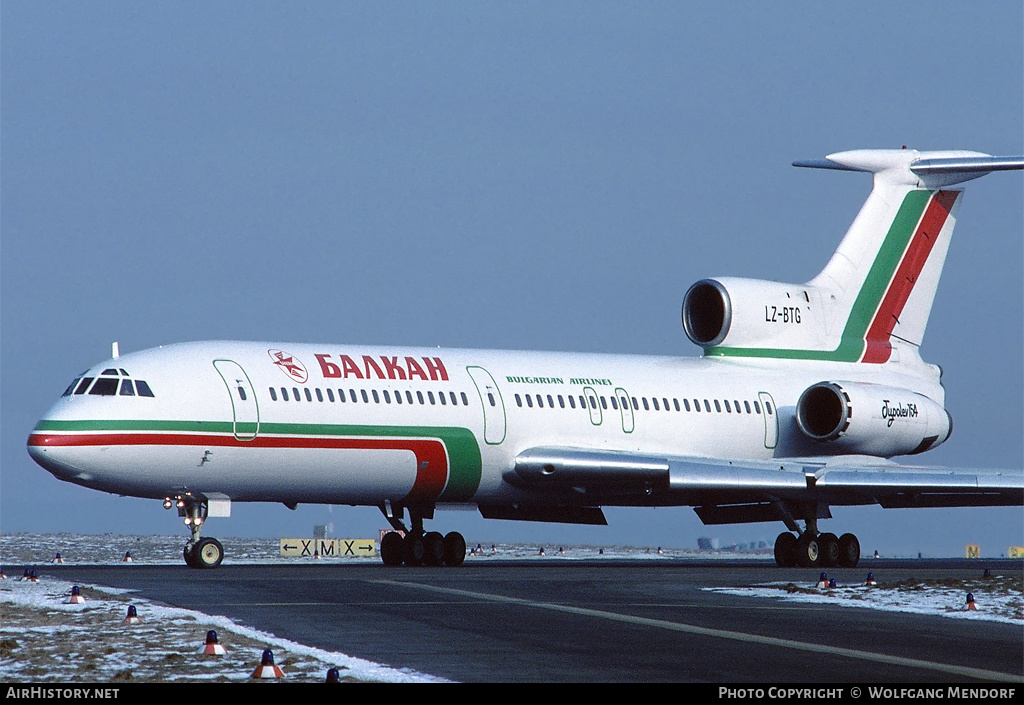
(27, 147, 1024, 570)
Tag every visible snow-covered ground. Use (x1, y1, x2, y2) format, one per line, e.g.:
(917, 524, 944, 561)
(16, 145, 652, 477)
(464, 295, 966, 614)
(1, 533, 1020, 683)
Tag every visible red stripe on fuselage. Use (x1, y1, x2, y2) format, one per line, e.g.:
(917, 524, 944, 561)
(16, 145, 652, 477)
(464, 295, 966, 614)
(862, 190, 959, 363)
(28, 432, 448, 503)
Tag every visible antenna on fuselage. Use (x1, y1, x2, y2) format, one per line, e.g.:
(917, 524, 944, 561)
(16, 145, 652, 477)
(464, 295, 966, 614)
(112, 342, 120, 359)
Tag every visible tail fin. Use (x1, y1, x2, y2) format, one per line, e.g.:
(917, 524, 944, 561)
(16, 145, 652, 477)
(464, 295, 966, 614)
(802, 149, 1022, 363)
(692, 149, 1022, 364)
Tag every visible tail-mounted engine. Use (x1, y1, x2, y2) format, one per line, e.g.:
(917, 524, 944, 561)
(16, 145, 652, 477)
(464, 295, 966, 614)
(682, 278, 832, 352)
(795, 381, 952, 457)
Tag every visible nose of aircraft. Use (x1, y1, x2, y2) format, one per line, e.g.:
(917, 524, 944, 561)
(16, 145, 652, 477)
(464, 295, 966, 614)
(27, 408, 94, 485)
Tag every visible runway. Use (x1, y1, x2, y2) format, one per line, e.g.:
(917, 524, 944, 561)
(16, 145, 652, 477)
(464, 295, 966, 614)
(37, 559, 1024, 683)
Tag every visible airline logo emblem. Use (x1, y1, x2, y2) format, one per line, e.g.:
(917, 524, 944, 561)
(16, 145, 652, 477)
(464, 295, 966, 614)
(268, 349, 308, 383)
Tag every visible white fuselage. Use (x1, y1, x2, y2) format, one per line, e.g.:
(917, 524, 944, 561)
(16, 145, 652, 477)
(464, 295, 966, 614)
(28, 340, 947, 510)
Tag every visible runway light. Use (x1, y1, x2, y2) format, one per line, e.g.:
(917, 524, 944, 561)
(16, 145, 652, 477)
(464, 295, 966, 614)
(865, 572, 877, 586)
(251, 649, 284, 679)
(816, 572, 828, 589)
(326, 668, 341, 683)
(966, 593, 977, 610)
(122, 605, 143, 625)
(199, 630, 226, 656)
(65, 586, 86, 604)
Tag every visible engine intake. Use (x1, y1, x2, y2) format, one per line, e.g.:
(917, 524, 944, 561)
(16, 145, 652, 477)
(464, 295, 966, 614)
(682, 279, 731, 346)
(796, 381, 952, 457)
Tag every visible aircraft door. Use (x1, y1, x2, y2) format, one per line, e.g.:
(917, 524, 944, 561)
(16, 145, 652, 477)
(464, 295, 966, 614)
(758, 391, 778, 450)
(466, 366, 506, 444)
(615, 387, 634, 433)
(213, 360, 259, 441)
(583, 386, 603, 426)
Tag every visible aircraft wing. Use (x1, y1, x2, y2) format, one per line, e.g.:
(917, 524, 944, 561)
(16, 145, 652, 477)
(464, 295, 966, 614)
(507, 447, 1023, 525)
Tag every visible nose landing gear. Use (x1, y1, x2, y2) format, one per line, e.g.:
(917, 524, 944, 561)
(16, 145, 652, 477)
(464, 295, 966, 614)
(166, 493, 224, 569)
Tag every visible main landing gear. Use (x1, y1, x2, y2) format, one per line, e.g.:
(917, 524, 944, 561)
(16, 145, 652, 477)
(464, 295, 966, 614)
(165, 493, 224, 569)
(774, 527, 860, 568)
(378, 503, 466, 567)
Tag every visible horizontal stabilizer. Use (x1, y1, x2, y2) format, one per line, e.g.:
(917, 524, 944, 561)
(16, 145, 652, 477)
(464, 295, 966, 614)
(794, 149, 1024, 187)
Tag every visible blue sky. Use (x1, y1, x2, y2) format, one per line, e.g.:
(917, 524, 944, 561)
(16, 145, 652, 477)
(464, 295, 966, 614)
(2, 2, 1021, 557)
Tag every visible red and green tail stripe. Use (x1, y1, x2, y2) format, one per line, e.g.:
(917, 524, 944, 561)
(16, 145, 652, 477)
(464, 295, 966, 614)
(706, 189, 959, 363)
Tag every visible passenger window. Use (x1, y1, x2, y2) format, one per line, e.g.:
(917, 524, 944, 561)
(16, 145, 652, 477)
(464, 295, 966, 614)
(765, 402, 773, 415)
(439, 391, 446, 405)
(663, 398, 670, 411)
(452, 392, 459, 405)
(525, 395, 533, 408)
(384, 390, 391, 403)
(489, 393, 496, 407)
(327, 389, 335, 402)
(704, 400, 711, 412)
(407, 391, 414, 404)
(724, 400, 731, 412)
(631, 397, 639, 410)
(652, 398, 659, 411)
(673, 398, 680, 411)
(610, 396, 618, 410)
(394, 390, 402, 404)
(600, 396, 607, 410)
(642, 398, 649, 411)
(237, 386, 248, 401)
(304, 388, 312, 402)
(714, 400, 721, 412)
(428, 392, 435, 405)
(361, 390, 369, 403)
(316, 388, 324, 402)
(744, 400, 751, 414)
(417, 391, 424, 404)
(684, 399, 691, 411)
(281, 387, 289, 401)
(536, 394, 543, 408)
(568, 396, 576, 409)
(754, 401, 761, 414)
(515, 394, 522, 407)
(547, 394, 554, 408)
(372, 390, 380, 403)
(269, 387, 278, 401)
(589, 395, 597, 409)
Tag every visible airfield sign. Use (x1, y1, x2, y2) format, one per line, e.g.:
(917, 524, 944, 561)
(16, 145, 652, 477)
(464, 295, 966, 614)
(280, 538, 376, 558)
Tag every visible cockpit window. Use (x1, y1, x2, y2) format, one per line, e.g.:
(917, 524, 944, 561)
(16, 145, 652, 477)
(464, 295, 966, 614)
(64, 370, 155, 398)
(89, 378, 119, 395)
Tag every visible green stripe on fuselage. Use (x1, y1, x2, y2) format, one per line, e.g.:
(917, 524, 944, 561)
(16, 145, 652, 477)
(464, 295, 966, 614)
(705, 190, 931, 362)
(33, 419, 482, 502)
